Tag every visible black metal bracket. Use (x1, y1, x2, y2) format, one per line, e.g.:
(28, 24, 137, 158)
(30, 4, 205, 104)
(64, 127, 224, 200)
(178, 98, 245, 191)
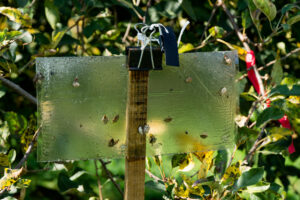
(126, 46, 163, 71)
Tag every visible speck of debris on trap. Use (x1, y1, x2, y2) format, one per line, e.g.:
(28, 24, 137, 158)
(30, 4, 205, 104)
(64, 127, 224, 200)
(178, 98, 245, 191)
(200, 134, 208, 139)
(164, 117, 173, 123)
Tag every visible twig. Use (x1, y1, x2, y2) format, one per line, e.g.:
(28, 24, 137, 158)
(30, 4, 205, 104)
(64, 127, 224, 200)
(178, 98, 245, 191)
(243, 126, 266, 165)
(145, 169, 162, 182)
(143, 0, 152, 23)
(200, 2, 218, 42)
(0, 76, 37, 105)
(80, 17, 85, 56)
(238, 47, 300, 81)
(94, 160, 103, 200)
(26, 0, 37, 9)
(122, 21, 132, 43)
(99, 159, 124, 197)
(244, 97, 264, 127)
(18, 59, 36, 74)
(221, 2, 265, 95)
(227, 144, 238, 168)
(14, 126, 42, 169)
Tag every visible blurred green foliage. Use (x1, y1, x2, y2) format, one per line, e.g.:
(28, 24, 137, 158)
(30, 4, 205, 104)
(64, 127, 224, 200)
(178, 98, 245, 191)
(0, 0, 300, 199)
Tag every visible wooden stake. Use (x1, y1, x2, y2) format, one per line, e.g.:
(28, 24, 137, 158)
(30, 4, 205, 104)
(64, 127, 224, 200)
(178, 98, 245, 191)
(125, 70, 149, 200)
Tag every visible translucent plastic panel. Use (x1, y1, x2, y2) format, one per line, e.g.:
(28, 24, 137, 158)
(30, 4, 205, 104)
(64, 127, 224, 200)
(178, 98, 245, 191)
(37, 51, 237, 162)
(146, 51, 237, 156)
(36, 56, 128, 161)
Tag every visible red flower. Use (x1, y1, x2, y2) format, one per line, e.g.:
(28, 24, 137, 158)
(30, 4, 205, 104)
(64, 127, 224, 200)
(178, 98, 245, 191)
(246, 51, 260, 94)
(288, 139, 296, 154)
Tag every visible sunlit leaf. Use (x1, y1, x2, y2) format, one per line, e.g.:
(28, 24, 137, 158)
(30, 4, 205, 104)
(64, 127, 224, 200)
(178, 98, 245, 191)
(44, 0, 60, 30)
(4, 112, 28, 135)
(209, 26, 226, 38)
(217, 39, 247, 61)
(7, 149, 16, 164)
(221, 161, 241, 185)
(0, 30, 21, 43)
(171, 153, 194, 172)
(16, 178, 31, 188)
(178, 43, 194, 54)
(287, 15, 300, 25)
(0, 7, 31, 27)
(0, 89, 5, 98)
(51, 28, 68, 49)
(194, 151, 213, 178)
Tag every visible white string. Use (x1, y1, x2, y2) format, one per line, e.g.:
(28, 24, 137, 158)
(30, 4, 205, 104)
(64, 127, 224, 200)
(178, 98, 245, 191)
(135, 22, 185, 69)
(177, 21, 190, 47)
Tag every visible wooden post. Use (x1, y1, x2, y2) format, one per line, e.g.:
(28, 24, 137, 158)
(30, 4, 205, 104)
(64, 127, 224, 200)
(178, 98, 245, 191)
(125, 70, 149, 200)
(124, 46, 162, 200)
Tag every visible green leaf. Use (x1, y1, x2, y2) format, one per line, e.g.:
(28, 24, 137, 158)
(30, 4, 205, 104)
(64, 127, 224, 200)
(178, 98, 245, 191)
(51, 28, 67, 49)
(171, 153, 188, 168)
(248, 0, 261, 28)
(0, 153, 10, 166)
(287, 15, 300, 25)
(57, 171, 78, 192)
(253, 0, 277, 21)
(0, 31, 21, 43)
(16, 179, 31, 188)
(45, 0, 60, 30)
(214, 150, 230, 178)
(0, 89, 5, 98)
(271, 60, 283, 85)
(256, 107, 285, 127)
(289, 85, 300, 96)
(269, 84, 300, 97)
(7, 149, 16, 164)
(242, 10, 252, 29)
(234, 167, 264, 191)
(269, 85, 290, 96)
(281, 4, 297, 14)
(181, 1, 197, 21)
(209, 26, 226, 38)
(145, 180, 166, 192)
(4, 112, 28, 135)
(240, 92, 257, 101)
(0, 7, 31, 27)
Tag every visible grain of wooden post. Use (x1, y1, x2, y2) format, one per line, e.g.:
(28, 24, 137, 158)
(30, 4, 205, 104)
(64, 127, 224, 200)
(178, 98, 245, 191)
(125, 70, 149, 200)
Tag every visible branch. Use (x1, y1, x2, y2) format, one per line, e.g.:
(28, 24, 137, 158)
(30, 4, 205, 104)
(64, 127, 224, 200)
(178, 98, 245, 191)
(0, 76, 37, 105)
(145, 169, 162, 182)
(143, 0, 152, 23)
(200, 2, 219, 42)
(220, 2, 265, 95)
(243, 126, 266, 165)
(14, 126, 42, 169)
(99, 159, 124, 197)
(94, 160, 103, 200)
(238, 47, 300, 81)
(122, 21, 132, 43)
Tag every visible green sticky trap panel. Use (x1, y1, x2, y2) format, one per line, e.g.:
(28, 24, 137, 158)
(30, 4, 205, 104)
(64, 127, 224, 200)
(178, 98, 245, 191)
(36, 51, 238, 162)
